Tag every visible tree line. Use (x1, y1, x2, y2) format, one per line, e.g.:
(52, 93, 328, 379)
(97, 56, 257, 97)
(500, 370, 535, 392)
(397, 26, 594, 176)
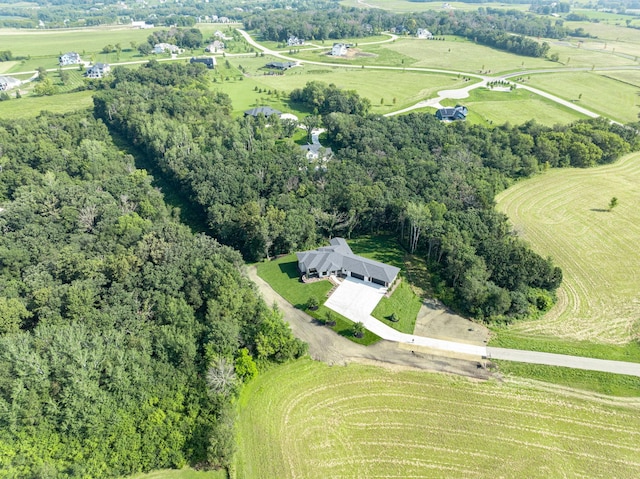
(0, 111, 305, 477)
(93, 64, 638, 322)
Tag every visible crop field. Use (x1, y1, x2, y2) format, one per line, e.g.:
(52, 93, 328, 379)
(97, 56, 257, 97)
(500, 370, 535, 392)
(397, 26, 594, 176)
(495, 152, 640, 345)
(441, 87, 587, 126)
(523, 71, 640, 124)
(235, 358, 640, 479)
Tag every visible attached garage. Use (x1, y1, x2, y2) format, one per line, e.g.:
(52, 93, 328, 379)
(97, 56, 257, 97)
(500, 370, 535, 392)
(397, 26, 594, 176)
(351, 272, 365, 281)
(372, 278, 386, 286)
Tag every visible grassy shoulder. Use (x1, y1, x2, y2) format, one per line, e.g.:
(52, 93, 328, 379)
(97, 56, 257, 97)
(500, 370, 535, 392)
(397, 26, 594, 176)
(255, 254, 381, 345)
(490, 331, 640, 363)
(496, 361, 640, 397)
(126, 468, 227, 479)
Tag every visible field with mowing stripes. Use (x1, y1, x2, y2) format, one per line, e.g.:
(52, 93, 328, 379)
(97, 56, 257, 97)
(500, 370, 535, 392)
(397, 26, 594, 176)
(236, 359, 640, 478)
(495, 152, 640, 345)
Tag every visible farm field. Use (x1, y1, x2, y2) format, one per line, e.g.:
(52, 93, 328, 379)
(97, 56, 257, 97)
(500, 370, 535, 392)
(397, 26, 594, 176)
(235, 358, 640, 479)
(523, 71, 640, 123)
(441, 87, 587, 126)
(495, 152, 640, 345)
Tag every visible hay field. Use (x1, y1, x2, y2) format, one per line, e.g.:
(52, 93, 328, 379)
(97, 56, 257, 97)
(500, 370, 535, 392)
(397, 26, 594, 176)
(236, 358, 640, 479)
(524, 71, 640, 123)
(495, 152, 640, 345)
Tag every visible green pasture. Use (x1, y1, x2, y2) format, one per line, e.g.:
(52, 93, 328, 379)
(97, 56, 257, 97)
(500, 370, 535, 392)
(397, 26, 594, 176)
(441, 87, 587, 126)
(236, 358, 640, 478)
(256, 254, 381, 345)
(598, 69, 640, 88)
(230, 56, 468, 114)
(0, 90, 93, 118)
(126, 468, 227, 479)
(523, 71, 640, 123)
(495, 152, 640, 346)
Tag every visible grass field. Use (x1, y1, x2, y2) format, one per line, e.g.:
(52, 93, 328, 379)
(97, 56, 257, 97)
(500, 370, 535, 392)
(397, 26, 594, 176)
(524, 71, 640, 123)
(127, 468, 226, 479)
(441, 87, 587, 126)
(340, 0, 531, 12)
(495, 152, 640, 345)
(0, 90, 93, 118)
(236, 358, 640, 478)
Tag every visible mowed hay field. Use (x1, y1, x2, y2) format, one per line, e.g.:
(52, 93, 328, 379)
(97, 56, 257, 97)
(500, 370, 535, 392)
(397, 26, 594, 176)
(236, 359, 640, 479)
(495, 152, 640, 344)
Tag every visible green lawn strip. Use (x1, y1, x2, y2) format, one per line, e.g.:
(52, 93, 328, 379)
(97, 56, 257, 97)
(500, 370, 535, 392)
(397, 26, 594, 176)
(496, 361, 640, 397)
(126, 468, 227, 479)
(255, 254, 381, 346)
(489, 331, 640, 363)
(0, 90, 93, 118)
(371, 280, 421, 334)
(346, 234, 406, 269)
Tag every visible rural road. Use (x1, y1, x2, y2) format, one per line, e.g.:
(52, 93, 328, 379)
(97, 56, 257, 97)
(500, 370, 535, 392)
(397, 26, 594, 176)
(247, 266, 640, 378)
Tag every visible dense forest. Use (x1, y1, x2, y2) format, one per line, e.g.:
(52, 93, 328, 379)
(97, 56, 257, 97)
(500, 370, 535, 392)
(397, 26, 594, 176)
(0, 112, 305, 477)
(93, 62, 638, 322)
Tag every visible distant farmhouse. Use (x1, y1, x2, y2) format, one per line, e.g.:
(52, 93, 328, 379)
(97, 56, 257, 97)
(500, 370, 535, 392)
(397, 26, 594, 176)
(190, 56, 216, 69)
(153, 43, 182, 54)
(331, 43, 348, 56)
(265, 61, 297, 71)
(287, 36, 304, 46)
(393, 25, 409, 34)
(86, 63, 110, 79)
(214, 30, 231, 40)
(0, 76, 20, 91)
(436, 105, 468, 121)
(205, 40, 225, 52)
(416, 28, 433, 39)
(131, 20, 153, 29)
(244, 106, 282, 117)
(59, 52, 81, 66)
(297, 238, 400, 287)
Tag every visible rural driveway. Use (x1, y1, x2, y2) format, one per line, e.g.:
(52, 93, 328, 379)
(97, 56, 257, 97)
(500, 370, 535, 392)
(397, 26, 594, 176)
(248, 266, 640, 378)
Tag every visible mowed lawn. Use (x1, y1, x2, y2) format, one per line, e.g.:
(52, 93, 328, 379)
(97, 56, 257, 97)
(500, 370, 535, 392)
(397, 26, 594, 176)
(524, 71, 640, 123)
(236, 358, 640, 479)
(495, 152, 640, 345)
(441, 87, 587, 126)
(0, 90, 93, 119)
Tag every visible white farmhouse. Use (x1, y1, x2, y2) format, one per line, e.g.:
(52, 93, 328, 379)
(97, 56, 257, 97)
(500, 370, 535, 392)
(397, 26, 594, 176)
(331, 43, 347, 56)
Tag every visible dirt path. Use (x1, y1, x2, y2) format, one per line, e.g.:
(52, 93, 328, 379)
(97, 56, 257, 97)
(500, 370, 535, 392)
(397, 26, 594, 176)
(246, 265, 491, 379)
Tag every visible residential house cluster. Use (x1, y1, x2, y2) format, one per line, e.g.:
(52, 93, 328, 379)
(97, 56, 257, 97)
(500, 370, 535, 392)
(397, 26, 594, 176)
(153, 43, 182, 54)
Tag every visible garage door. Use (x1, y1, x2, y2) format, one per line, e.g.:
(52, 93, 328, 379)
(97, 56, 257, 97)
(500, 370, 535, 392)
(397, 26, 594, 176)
(351, 272, 365, 280)
(372, 278, 386, 286)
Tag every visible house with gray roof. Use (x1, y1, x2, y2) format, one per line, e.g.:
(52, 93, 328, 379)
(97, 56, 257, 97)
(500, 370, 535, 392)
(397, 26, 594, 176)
(296, 238, 400, 287)
(244, 106, 282, 117)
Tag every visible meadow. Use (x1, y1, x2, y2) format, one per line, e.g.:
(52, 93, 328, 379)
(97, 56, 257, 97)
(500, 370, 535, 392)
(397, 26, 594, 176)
(127, 469, 226, 479)
(235, 358, 640, 478)
(495, 152, 640, 346)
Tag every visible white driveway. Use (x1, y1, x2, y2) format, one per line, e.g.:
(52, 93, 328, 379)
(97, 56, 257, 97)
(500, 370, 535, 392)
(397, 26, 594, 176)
(324, 277, 386, 321)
